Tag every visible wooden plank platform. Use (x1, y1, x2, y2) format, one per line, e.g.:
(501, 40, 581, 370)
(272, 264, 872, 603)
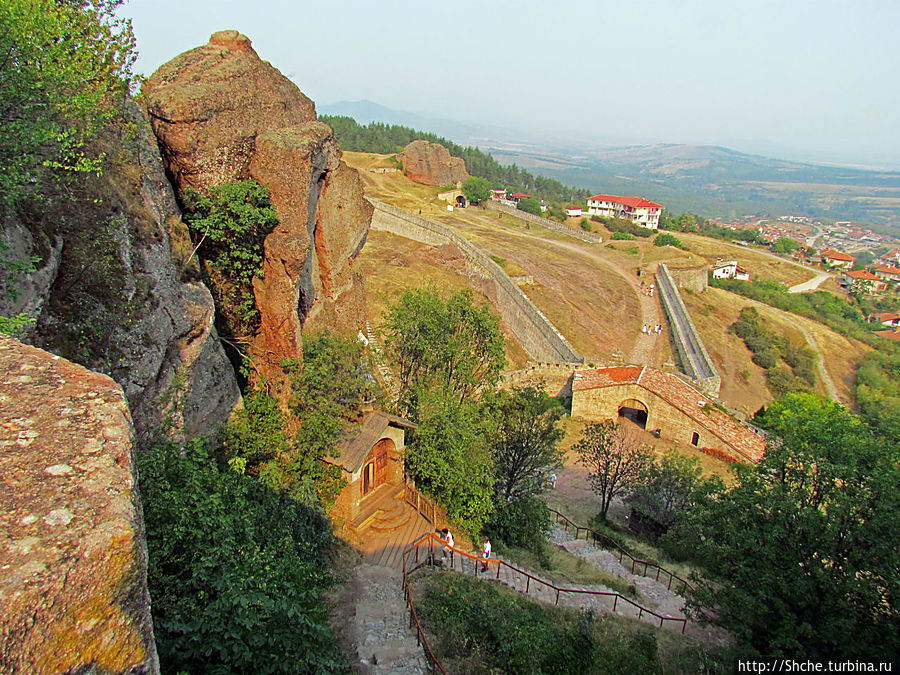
(359, 500, 433, 569)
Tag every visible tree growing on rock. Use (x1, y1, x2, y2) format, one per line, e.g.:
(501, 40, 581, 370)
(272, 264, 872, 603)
(575, 421, 654, 521)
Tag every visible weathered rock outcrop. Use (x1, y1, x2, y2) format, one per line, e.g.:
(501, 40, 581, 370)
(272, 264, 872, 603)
(0, 335, 159, 674)
(144, 31, 370, 379)
(1, 103, 241, 440)
(399, 140, 468, 187)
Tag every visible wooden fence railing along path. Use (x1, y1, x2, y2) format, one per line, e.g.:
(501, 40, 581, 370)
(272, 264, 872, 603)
(400, 529, 692, 674)
(548, 508, 695, 593)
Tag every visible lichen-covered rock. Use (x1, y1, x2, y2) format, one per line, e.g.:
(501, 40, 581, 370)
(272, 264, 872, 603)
(143, 31, 371, 380)
(399, 140, 469, 187)
(0, 335, 159, 675)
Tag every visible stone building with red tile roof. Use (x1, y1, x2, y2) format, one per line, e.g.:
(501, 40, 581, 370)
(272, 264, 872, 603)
(571, 365, 766, 463)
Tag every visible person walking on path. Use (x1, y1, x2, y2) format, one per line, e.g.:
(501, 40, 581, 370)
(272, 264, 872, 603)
(479, 536, 491, 573)
(441, 528, 454, 567)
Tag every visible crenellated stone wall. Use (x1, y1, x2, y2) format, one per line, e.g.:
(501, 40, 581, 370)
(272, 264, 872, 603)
(368, 199, 582, 363)
(0, 335, 159, 675)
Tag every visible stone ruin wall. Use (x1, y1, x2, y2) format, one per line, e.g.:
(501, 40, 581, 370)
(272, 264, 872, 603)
(0, 335, 159, 675)
(499, 362, 576, 399)
(665, 263, 708, 293)
(368, 199, 582, 364)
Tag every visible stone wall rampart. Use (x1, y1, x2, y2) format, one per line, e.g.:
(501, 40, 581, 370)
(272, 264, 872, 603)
(483, 200, 604, 244)
(368, 199, 581, 363)
(499, 362, 576, 398)
(657, 264, 721, 397)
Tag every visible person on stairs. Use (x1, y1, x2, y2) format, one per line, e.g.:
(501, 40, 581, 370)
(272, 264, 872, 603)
(441, 528, 454, 568)
(480, 536, 491, 573)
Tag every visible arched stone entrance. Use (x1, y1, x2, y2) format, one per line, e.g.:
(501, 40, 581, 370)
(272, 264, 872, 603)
(618, 398, 648, 429)
(456, 195, 467, 207)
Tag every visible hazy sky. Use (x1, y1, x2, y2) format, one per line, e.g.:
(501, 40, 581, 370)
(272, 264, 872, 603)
(121, 0, 900, 168)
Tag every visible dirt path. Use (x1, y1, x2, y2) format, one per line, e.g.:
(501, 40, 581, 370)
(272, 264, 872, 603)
(789, 270, 832, 293)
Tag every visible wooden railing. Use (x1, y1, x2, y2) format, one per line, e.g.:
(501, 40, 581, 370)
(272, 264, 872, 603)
(405, 481, 436, 523)
(548, 508, 695, 594)
(400, 532, 689, 672)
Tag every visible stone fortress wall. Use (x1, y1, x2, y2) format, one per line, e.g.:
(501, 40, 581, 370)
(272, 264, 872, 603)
(368, 199, 582, 363)
(665, 262, 708, 293)
(483, 200, 604, 244)
(656, 264, 721, 397)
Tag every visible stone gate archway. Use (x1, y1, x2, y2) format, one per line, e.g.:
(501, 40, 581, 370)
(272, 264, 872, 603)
(618, 398, 648, 429)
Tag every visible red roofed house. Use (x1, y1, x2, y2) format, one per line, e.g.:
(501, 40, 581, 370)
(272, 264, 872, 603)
(875, 265, 900, 285)
(821, 249, 855, 269)
(586, 194, 664, 229)
(571, 366, 766, 463)
(874, 328, 900, 341)
(873, 312, 900, 328)
(880, 248, 900, 266)
(566, 206, 583, 217)
(508, 192, 532, 204)
(841, 269, 887, 293)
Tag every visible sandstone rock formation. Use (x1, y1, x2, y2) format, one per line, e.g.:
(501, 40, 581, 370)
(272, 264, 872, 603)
(399, 140, 468, 187)
(144, 31, 371, 380)
(0, 335, 159, 674)
(1, 103, 240, 441)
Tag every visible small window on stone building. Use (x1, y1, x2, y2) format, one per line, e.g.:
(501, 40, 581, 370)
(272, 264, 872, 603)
(691, 432, 700, 446)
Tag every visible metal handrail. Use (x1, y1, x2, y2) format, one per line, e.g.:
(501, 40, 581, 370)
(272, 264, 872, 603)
(548, 508, 695, 593)
(400, 531, 688, 674)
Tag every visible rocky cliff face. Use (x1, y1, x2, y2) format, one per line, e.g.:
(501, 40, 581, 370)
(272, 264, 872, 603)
(0, 104, 240, 441)
(399, 140, 469, 187)
(0, 335, 159, 675)
(144, 31, 371, 381)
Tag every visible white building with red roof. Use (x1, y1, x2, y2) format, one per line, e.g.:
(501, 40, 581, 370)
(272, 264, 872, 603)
(875, 265, 900, 284)
(841, 269, 887, 293)
(586, 194, 664, 229)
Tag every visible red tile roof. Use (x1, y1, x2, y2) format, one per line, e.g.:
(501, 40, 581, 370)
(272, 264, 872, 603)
(822, 249, 855, 262)
(846, 270, 880, 280)
(875, 265, 900, 275)
(875, 329, 900, 340)
(875, 312, 900, 322)
(587, 194, 664, 209)
(510, 192, 531, 199)
(572, 366, 766, 463)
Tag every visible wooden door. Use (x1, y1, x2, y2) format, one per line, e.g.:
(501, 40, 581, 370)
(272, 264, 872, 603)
(362, 462, 374, 496)
(373, 439, 389, 488)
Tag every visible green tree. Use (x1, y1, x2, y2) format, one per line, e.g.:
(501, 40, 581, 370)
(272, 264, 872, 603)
(182, 180, 279, 337)
(772, 237, 800, 254)
(852, 250, 875, 271)
(575, 421, 654, 521)
(224, 331, 375, 508)
(688, 394, 900, 658)
(516, 197, 542, 216)
(0, 0, 135, 204)
(382, 287, 506, 418)
(404, 389, 495, 535)
(462, 176, 492, 203)
(627, 452, 713, 536)
(484, 386, 564, 502)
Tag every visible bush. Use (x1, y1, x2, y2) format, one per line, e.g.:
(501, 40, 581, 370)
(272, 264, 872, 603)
(654, 232, 685, 248)
(751, 350, 778, 369)
(139, 438, 346, 674)
(517, 197, 542, 216)
(418, 573, 667, 674)
(485, 496, 551, 552)
(610, 231, 635, 241)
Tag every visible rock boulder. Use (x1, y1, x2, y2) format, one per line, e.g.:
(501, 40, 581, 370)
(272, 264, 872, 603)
(144, 32, 371, 380)
(0, 335, 159, 674)
(399, 140, 468, 187)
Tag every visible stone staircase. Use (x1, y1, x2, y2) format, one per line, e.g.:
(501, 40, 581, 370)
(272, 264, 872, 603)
(364, 320, 400, 402)
(353, 564, 428, 674)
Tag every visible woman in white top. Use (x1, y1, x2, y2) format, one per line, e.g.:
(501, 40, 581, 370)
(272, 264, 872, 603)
(480, 536, 491, 573)
(441, 528, 454, 567)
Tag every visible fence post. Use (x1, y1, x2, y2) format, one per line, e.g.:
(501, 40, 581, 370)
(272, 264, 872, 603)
(496, 561, 500, 579)
(613, 595, 618, 612)
(555, 589, 560, 606)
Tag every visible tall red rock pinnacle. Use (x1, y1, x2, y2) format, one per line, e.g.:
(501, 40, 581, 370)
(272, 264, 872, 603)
(143, 31, 371, 382)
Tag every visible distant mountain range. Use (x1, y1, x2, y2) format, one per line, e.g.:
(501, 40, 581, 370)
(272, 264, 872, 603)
(320, 100, 900, 232)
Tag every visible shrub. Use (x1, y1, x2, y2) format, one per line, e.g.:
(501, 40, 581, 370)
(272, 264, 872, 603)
(516, 197, 542, 216)
(140, 438, 346, 674)
(485, 496, 551, 552)
(751, 350, 778, 370)
(654, 232, 685, 248)
(611, 231, 636, 241)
